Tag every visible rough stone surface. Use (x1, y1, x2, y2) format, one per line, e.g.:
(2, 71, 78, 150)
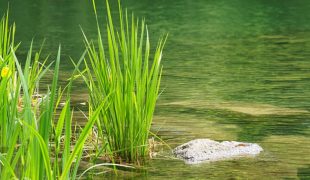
(173, 139, 263, 164)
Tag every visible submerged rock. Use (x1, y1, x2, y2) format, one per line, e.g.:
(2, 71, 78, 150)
(163, 100, 308, 116)
(173, 139, 263, 164)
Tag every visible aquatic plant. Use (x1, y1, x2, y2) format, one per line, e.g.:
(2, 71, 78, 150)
(0, 8, 17, 157)
(0, 11, 111, 179)
(82, 0, 167, 162)
(0, 9, 15, 59)
(0, 44, 111, 179)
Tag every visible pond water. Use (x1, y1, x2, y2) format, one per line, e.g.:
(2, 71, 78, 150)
(1, 0, 310, 179)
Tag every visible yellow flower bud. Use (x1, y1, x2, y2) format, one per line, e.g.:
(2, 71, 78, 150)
(1, 67, 10, 78)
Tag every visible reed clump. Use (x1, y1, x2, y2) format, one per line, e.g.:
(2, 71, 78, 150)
(0, 11, 110, 179)
(82, 0, 167, 162)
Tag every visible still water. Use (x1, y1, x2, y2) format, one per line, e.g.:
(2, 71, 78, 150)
(1, 0, 310, 179)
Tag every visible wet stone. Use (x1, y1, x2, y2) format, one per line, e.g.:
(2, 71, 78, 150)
(173, 139, 263, 164)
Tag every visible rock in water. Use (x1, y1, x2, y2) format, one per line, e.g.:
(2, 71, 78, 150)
(173, 139, 263, 164)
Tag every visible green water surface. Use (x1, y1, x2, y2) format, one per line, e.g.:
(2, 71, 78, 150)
(1, 0, 310, 179)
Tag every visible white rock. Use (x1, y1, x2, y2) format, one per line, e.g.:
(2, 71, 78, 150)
(173, 139, 263, 164)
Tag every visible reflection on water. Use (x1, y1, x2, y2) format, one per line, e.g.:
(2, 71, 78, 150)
(1, 0, 310, 179)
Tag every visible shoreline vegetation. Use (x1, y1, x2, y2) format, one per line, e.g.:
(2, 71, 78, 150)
(0, 0, 166, 179)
